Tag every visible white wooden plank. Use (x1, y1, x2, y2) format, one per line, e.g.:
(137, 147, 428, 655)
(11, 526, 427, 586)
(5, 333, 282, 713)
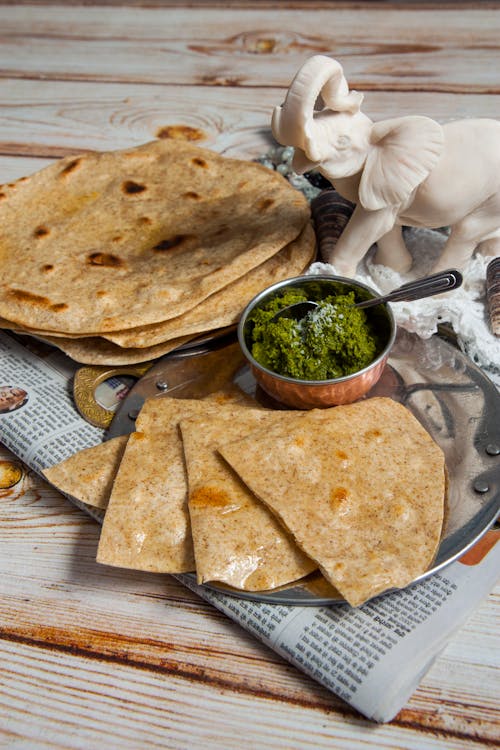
(0, 639, 489, 750)
(0, 79, 498, 181)
(0, 6, 499, 89)
(2, 5, 499, 47)
(0, 155, 55, 182)
(0, 78, 278, 160)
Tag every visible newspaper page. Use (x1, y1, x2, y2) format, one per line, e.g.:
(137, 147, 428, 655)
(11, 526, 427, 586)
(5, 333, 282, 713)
(0, 329, 498, 723)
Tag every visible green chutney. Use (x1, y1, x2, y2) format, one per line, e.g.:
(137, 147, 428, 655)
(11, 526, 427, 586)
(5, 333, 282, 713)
(247, 287, 382, 380)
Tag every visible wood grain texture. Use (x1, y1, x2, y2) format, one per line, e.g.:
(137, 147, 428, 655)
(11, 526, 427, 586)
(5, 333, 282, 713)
(0, 5, 499, 90)
(0, 2, 499, 746)
(0, 82, 499, 179)
(3, 638, 492, 750)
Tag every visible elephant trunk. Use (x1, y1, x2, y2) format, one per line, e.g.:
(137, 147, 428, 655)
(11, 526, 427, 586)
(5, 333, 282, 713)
(272, 55, 362, 151)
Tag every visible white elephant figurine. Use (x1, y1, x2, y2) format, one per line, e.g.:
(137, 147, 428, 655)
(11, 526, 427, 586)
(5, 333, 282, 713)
(272, 55, 500, 277)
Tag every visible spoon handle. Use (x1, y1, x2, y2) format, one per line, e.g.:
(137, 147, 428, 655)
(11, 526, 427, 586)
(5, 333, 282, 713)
(355, 269, 463, 309)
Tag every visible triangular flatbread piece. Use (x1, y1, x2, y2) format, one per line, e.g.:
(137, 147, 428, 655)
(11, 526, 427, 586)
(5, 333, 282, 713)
(43, 435, 128, 509)
(220, 398, 445, 606)
(96, 387, 253, 573)
(180, 404, 316, 591)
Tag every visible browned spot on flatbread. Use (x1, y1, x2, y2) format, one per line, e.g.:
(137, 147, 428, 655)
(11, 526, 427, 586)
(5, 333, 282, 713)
(183, 191, 201, 200)
(34, 225, 50, 238)
(191, 157, 208, 168)
(364, 428, 382, 441)
(335, 449, 348, 460)
(59, 158, 82, 178)
(153, 235, 191, 251)
(41, 264, 54, 273)
(138, 216, 152, 225)
(330, 486, 348, 510)
(156, 125, 206, 142)
(7, 288, 67, 312)
(122, 180, 147, 195)
(190, 486, 232, 509)
(0, 192, 6, 200)
(87, 252, 124, 268)
(259, 198, 275, 211)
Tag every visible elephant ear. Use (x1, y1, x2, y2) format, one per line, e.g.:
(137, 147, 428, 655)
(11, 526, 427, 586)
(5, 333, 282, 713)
(359, 116, 444, 211)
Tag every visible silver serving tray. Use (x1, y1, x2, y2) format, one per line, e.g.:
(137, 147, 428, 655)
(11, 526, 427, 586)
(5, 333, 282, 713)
(108, 327, 500, 606)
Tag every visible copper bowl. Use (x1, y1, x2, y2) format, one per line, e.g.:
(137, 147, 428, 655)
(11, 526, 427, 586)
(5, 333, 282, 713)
(238, 275, 396, 409)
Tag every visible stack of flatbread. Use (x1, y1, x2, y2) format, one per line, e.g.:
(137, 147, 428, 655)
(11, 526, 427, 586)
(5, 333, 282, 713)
(44, 394, 446, 607)
(0, 139, 315, 364)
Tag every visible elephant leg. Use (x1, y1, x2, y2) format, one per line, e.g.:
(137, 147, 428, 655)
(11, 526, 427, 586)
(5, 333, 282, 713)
(432, 235, 476, 273)
(326, 204, 397, 278)
(476, 231, 500, 258)
(373, 225, 413, 273)
(432, 193, 500, 272)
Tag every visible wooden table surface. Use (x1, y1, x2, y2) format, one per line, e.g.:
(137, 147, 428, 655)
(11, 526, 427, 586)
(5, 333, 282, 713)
(0, 2, 499, 747)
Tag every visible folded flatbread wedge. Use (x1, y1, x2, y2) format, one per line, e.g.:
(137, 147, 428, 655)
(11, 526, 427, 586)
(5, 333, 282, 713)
(180, 404, 316, 591)
(43, 435, 128, 509)
(219, 397, 446, 606)
(96, 387, 253, 573)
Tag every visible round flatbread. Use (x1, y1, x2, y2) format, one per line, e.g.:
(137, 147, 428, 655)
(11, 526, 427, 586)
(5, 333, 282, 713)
(34, 331, 195, 365)
(0, 139, 309, 333)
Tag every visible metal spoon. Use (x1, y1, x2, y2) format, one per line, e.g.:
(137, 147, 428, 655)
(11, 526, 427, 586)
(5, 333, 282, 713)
(272, 269, 463, 322)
